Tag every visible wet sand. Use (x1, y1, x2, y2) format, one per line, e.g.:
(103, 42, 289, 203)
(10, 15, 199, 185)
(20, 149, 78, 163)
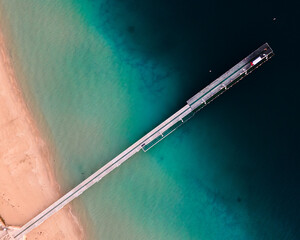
(0, 31, 84, 239)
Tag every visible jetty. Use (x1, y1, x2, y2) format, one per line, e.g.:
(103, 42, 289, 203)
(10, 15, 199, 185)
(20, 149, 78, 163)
(1, 43, 274, 240)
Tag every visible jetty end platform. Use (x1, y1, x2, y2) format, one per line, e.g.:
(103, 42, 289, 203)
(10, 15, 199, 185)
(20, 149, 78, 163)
(0, 43, 274, 240)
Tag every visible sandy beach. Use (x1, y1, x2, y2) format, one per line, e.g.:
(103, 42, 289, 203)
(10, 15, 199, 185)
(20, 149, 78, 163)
(0, 29, 84, 239)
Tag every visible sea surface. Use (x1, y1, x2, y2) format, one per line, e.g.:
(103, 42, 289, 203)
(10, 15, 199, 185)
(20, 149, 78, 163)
(0, 0, 299, 239)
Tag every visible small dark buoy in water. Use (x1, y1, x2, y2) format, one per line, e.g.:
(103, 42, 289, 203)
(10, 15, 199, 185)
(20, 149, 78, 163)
(237, 197, 242, 203)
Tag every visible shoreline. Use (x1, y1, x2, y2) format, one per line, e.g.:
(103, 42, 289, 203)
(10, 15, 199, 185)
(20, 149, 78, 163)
(0, 27, 85, 239)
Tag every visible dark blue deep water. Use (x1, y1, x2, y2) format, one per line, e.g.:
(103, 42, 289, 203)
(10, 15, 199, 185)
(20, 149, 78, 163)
(77, 0, 300, 238)
(1, 0, 299, 239)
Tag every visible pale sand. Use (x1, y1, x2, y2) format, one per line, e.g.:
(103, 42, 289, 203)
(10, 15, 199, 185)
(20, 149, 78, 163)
(0, 30, 84, 239)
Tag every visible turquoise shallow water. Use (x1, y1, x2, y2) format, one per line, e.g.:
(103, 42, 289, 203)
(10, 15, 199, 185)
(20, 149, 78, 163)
(1, 0, 299, 239)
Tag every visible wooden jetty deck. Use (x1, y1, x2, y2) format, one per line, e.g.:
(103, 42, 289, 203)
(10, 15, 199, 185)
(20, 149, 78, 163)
(1, 43, 274, 240)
